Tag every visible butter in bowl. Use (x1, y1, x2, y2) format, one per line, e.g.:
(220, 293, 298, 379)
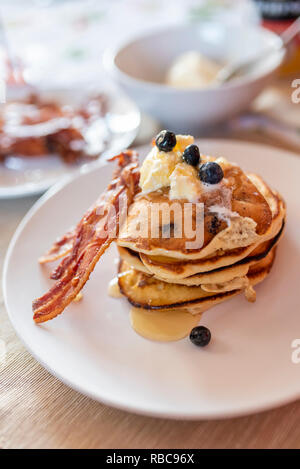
(104, 22, 285, 133)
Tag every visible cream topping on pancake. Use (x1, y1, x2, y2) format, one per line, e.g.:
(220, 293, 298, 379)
(139, 135, 195, 194)
(139, 146, 181, 193)
(139, 134, 239, 210)
(140, 134, 206, 201)
(169, 162, 203, 201)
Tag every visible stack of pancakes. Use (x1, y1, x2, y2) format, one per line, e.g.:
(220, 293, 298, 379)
(116, 155, 285, 316)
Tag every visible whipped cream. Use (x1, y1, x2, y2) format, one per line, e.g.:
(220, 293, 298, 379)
(139, 146, 181, 193)
(139, 135, 196, 197)
(169, 163, 202, 202)
(139, 135, 235, 207)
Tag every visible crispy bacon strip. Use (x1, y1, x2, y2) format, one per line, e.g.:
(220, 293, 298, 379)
(33, 150, 139, 323)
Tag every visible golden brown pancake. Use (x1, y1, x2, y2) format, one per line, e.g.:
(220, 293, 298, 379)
(118, 248, 276, 315)
(118, 221, 283, 285)
(117, 173, 284, 261)
(115, 145, 285, 323)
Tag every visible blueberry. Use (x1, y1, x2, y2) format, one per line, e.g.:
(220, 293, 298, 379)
(155, 130, 176, 152)
(190, 326, 211, 347)
(182, 144, 201, 167)
(199, 162, 223, 184)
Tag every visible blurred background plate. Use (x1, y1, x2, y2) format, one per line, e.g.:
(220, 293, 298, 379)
(0, 87, 140, 199)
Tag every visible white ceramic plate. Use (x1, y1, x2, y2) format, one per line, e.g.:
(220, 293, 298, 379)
(0, 88, 140, 199)
(3, 140, 300, 419)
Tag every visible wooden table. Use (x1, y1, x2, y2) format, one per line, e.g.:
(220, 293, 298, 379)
(1, 80, 299, 449)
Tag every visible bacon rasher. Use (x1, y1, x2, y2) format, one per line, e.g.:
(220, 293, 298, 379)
(33, 150, 139, 323)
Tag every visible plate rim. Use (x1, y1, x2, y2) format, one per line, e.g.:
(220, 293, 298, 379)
(3, 138, 300, 420)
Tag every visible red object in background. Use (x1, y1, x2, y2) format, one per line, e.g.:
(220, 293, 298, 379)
(254, 1, 300, 75)
(254, 0, 300, 43)
(262, 18, 300, 45)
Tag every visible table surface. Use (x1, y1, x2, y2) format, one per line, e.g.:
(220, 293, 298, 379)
(1, 80, 300, 449)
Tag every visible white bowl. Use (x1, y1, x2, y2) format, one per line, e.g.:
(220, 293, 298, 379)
(104, 23, 285, 133)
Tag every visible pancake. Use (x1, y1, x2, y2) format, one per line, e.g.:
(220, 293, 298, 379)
(117, 167, 283, 261)
(118, 216, 284, 285)
(118, 220, 284, 284)
(114, 133, 286, 336)
(118, 247, 276, 315)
